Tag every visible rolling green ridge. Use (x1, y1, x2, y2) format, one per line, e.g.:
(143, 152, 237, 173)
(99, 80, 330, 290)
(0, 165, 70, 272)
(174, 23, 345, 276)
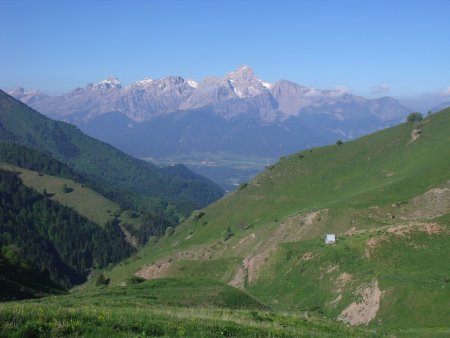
(0, 90, 223, 216)
(101, 108, 450, 331)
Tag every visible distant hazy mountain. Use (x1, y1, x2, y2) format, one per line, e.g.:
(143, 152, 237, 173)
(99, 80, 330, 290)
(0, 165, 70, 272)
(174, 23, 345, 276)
(7, 87, 48, 105)
(8, 65, 411, 158)
(431, 101, 450, 112)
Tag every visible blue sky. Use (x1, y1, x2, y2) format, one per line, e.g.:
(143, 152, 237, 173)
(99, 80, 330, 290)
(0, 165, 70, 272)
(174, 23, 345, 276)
(1, 0, 450, 104)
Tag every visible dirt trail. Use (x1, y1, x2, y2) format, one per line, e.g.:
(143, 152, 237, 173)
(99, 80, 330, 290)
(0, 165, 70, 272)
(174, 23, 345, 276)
(338, 280, 382, 325)
(407, 128, 421, 144)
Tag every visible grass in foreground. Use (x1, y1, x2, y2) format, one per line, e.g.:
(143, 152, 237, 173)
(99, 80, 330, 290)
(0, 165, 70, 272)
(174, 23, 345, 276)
(0, 297, 375, 337)
(0, 278, 375, 337)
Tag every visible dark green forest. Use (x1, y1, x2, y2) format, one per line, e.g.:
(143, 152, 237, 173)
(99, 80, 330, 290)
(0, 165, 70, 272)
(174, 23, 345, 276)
(0, 170, 133, 289)
(0, 142, 83, 181)
(0, 141, 179, 225)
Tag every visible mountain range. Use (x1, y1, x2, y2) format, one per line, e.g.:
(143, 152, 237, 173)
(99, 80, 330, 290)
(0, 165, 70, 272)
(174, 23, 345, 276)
(8, 66, 411, 158)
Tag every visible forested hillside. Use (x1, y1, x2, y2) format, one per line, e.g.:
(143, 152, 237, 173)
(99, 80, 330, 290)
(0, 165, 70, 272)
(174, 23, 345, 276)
(0, 90, 223, 216)
(0, 170, 133, 289)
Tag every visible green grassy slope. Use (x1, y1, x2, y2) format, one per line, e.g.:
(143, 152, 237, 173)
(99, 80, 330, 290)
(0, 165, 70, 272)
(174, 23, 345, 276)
(0, 278, 376, 337)
(0, 90, 223, 215)
(103, 109, 450, 330)
(0, 162, 138, 228)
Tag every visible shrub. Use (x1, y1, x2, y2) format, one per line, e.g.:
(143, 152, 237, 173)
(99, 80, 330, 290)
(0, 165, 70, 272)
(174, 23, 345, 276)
(222, 227, 234, 241)
(336, 140, 343, 145)
(407, 112, 423, 122)
(95, 273, 110, 286)
(62, 184, 73, 193)
(125, 275, 146, 285)
(193, 211, 205, 222)
(238, 182, 248, 190)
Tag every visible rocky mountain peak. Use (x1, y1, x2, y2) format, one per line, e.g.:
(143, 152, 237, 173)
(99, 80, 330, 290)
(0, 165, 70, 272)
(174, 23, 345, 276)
(224, 65, 269, 98)
(90, 77, 122, 89)
(226, 64, 255, 81)
(132, 78, 154, 87)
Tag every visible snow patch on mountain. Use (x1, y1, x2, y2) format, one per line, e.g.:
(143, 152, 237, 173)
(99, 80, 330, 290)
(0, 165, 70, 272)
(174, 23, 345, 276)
(91, 77, 122, 89)
(187, 80, 198, 88)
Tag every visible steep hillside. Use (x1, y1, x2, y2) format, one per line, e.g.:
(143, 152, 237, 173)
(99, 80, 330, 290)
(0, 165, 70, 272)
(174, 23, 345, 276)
(0, 254, 65, 301)
(0, 90, 224, 215)
(0, 162, 137, 228)
(0, 169, 133, 289)
(104, 109, 450, 330)
(0, 141, 180, 235)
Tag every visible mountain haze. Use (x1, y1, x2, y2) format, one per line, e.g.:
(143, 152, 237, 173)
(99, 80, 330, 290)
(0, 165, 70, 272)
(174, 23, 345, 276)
(8, 66, 411, 159)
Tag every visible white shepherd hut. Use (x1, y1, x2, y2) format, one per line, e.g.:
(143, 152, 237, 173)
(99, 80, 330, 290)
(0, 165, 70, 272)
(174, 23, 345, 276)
(325, 234, 336, 244)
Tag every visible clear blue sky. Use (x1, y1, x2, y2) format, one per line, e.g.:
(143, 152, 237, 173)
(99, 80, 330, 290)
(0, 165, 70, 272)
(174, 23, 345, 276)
(1, 0, 450, 100)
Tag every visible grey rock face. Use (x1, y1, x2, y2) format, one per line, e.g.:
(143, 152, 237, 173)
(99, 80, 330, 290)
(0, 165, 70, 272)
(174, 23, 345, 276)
(120, 76, 195, 121)
(8, 65, 411, 157)
(10, 65, 410, 128)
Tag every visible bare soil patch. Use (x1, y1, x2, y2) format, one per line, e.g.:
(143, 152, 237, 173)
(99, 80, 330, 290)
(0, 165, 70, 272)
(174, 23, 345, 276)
(338, 280, 382, 325)
(301, 252, 315, 261)
(325, 264, 339, 274)
(365, 222, 445, 258)
(408, 128, 421, 144)
(119, 224, 139, 248)
(364, 236, 386, 258)
(386, 222, 444, 237)
(336, 272, 352, 287)
(136, 262, 172, 279)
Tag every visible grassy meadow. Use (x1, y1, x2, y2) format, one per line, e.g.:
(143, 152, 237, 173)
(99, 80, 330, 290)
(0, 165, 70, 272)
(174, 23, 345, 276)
(0, 278, 377, 337)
